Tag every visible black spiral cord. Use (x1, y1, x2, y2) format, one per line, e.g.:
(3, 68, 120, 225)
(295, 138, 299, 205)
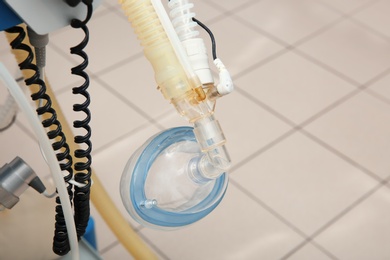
(5, 26, 75, 255)
(70, 0, 94, 242)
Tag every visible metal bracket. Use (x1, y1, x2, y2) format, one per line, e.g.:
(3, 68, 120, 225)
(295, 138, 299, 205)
(3, 0, 101, 35)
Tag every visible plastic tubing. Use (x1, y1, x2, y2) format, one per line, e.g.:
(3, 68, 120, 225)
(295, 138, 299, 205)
(6, 25, 157, 260)
(0, 62, 80, 260)
(168, 0, 214, 86)
(168, 0, 198, 41)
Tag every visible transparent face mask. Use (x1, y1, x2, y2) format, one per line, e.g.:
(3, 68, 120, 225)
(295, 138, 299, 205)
(120, 126, 228, 229)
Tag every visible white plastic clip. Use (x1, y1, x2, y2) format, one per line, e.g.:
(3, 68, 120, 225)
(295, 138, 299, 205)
(68, 178, 93, 188)
(214, 58, 233, 96)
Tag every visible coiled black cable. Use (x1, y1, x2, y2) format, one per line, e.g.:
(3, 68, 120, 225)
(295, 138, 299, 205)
(70, 0, 94, 240)
(5, 26, 74, 256)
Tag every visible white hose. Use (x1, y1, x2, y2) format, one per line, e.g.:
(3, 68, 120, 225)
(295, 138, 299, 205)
(168, 0, 198, 41)
(0, 63, 80, 260)
(168, 0, 214, 85)
(152, 0, 198, 80)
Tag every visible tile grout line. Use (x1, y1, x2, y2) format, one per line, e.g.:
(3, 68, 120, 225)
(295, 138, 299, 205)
(229, 178, 339, 260)
(230, 178, 311, 240)
(100, 240, 120, 255)
(92, 121, 151, 156)
(291, 15, 347, 47)
(91, 52, 144, 77)
(92, 109, 176, 156)
(93, 76, 166, 130)
(204, 0, 262, 19)
(364, 88, 390, 106)
(301, 129, 383, 184)
(232, 47, 291, 81)
(225, 0, 386, 90)
(99, 224, 145, 255)
(232, 81, 387, 183)
(231, 75, 390, 259)
(234, 85, 296, 127)
(316, 0, 382, 17)
(307, 240, 340, 260)
(230, 128, 297, 173)
(348, 17, 390, 44)
(280, 176, 390, 259)
(297, 89, 362, 129)
(229, 14, 290, 48)
(136, 231, 171, 260)
(291, 49, 362, 87)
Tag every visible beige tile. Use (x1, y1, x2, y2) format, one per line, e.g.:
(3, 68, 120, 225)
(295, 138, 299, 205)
(199, 16, 284, 76)
(93, 1, 111, 16)
(288, 243, 333, 260)
(98, 56, 172, 119)
(90, 125, 160, 250)
(0, 189, 57, 260)
(236, 0, 341, 44)
(163, 0, 224, 23)
(50, 10, 142, 74)
(315, 186, 390, 260)
(101, 242, 136, 259)
(100, 239, 166, 260)
(232, 131, 378, 234)
(305, 91, 390, 179)
(205, 0, 255, 11)
(156, 110, 191, 130)
(298, 20, 390, 84)
(52, 78, 149, 150)
(217, 92, 292, 165)
(353, 0, 390, 38)
(45, 45, 82, 93)
(368, 73, 390, 101)
(140, 184, 304, 260)
(318, 0, 376, 13)
(235, 52, 356, 124)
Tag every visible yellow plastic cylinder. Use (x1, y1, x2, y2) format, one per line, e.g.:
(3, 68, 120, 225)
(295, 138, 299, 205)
(120, 0, 197, 101)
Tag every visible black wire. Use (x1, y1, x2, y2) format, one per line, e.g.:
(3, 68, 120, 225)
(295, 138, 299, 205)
(5, 26, 74, 256)
(167, 0, 217, 59)
(192, 17, 217, 60)
(70, 1, 93, 241)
